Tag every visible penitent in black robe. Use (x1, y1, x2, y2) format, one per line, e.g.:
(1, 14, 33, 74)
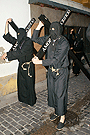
(32, 28, 70, 116)
(72, 35, 84, 75)
(3, 33, 37, 106)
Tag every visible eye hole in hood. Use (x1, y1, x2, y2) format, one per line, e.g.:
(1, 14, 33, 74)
(17, 28, 27, 43)
(49, 22, 63, 40)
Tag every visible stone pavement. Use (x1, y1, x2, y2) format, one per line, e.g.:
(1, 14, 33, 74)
(0, 64, 90, 135)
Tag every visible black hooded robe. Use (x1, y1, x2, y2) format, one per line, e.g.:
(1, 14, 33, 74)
(3, 31, 37, 106)
(72, 35, 84, 75)
(32, 22, 70, 116)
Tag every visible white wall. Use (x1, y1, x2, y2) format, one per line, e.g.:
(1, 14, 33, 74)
(0, 0, 31, 77)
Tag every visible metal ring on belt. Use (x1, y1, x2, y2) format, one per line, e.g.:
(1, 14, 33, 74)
(49, 66, 66, 76)
(49, 66, 60, 76)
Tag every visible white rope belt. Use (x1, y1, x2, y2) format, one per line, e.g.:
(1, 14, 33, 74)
(21, 61, 32, 77)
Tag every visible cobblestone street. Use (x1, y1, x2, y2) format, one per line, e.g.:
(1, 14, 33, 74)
(0, 65, 90, 135)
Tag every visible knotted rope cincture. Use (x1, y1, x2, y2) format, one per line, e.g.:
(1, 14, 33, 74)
(21, 61, 32, 77)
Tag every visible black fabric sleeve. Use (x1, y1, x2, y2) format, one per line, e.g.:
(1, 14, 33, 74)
(3, 33, 17, 45)
(69, 34, 72, 46)
(73, 40, 83, 51)
(31, 29, 47, 45)
(7, 39, 33, 61)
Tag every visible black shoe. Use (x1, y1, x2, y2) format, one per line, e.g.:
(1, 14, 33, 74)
(56, 119, 66, 130)
(50, 114, 59, 121)
(56, 122, 64, 130)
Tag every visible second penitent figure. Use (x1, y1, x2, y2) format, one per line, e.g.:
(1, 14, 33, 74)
(32, 21, 70, 130)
